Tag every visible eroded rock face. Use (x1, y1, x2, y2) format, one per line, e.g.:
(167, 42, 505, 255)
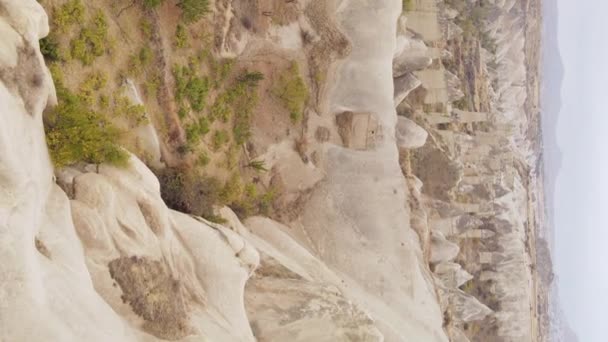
(246, 257, 384, 342)
(0, 1, 467, 342)
(395, 116, 428, 149)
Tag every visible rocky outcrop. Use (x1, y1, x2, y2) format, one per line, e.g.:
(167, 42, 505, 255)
(0, 1, 450, 341)
(395, 116, 428, 149)
(398, 0, 545, 340)
(0, 0, 546, 341)
(394, 73, 422, 107)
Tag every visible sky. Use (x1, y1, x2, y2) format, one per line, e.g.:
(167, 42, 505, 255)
(553, 0, 608, 340)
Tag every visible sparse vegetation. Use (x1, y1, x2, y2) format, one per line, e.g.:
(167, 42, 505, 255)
(40, 35, 61, 61)
(78, 71, 107, 105)
(144, 72, 161, 99)
(139, 18, 153, 39)
(142, 0, 162, 9)
(156, 168, 224, 222)
(173, 63, 210, 112)
(212, 130, 229, 150)
(114, 95, 148, 127)
(209, 70, 262, 145)
(246, 160, 268, 173)
(275, 62, 308, 123)
(70, 10, 109, 65)
(185, 117, 210, 145)
(53, 0, 85, 32)
(40, 0, 276, 221)
(156, 166, 275, 221)
(185, 76, 209, 112)
(178, 0, 210, 23)
(210, 58, 235, 88)
(45, 83, 128, 168)
(175, 24, 188, 49)
(197, 152, 210, 166)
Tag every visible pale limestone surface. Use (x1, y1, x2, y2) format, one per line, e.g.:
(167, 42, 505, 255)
(395, 116, 428, 149)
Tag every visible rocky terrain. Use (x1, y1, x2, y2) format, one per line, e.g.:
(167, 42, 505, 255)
(0, 0, 550, 341)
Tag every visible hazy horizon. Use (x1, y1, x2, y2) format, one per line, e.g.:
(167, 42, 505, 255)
(550, 0, 608, 341)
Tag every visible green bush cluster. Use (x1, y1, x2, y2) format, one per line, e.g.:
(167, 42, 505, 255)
(156, 169, 275, 221)
(173, 64, 210, 112)
(230, 182, 276, 218)
(53, 0, 85, 31)
(197, 152, 210, 166)
(156, 169, 224, 222)
(175, 24, 188, 49)
(209, 58, 235, 88)
(185, 117, 210, 144)
(128, 46, 154, 76)
(156, 169, 268, 222)
(139, 18, 153, 39)
(274, 62, 308, 123)
(178, 0, 210, 23)
(79, 72, 107, 105)
(71, 10, 109, 65)
(45, 83, 128, 168)
(40, 35, 61, 61)
(114, 96, 148, 127)
(247, 160, 268, 173)
(144, 72, 161, 99)
(209, 70, 262, 145)
(212, 130, 229, 150)
(142, 0, 162, 9)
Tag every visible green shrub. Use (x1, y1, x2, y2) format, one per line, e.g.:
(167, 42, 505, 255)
(239, 71, 264, 86)
(173, 64, 208, 111)
(139, 46, 153, 66)
(53, 0, 84, 31)
(79, 72, 107, 105)
(99, 94, 110, 110)
(142, 0, 162, 9)
(209, 89, 235, 122)
(45, 85, 128, 168)
(114, 96, 148, 127)
(220, 173, 243, 204)
(210, 58, 235, 88)
(178, 107, 188, 119)
(40, 35, 61, 61)
(212, 130, 229, 150)
(185, 76, 209, 112)
(139, 18, 153, 39)
(144, 73, 161, 99)
(209, 70, 261, 144)
(156, 169, 224, 222)
(275, 62, 308, 123)
(247, 160, 268, 172)
(178, 0, 210, 23)
(175, 24, 188, 48)
(172, 64, 190, 102)
(197, 152, 210, 166)
(230, 183, 276, 218)
(70, 10, 109, 65)
(185, 117, 209, 145)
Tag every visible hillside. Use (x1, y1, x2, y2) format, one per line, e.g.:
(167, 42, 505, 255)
(0, 0, 548, 341)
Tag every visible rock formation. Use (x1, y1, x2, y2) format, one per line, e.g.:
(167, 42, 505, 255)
(0, 0, 547, 341)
